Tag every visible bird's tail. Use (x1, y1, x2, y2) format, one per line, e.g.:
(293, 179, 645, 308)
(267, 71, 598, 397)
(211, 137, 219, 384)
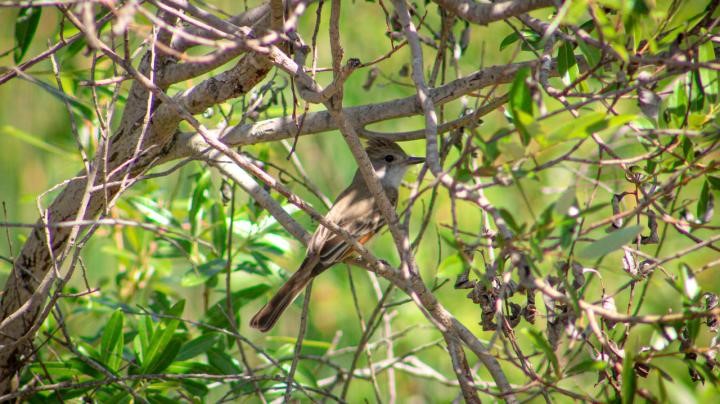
(250, 258, 319, 332)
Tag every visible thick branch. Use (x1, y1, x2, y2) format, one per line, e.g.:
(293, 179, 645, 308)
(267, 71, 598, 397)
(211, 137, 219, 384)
(433, 0, 556, 25)
(165, 59, 539, 161)
(0, 7, 274, 392)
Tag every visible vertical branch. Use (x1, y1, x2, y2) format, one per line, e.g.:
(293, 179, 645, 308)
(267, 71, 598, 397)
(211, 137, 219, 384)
(284, 281, 313, 401)
(445, 335, 481, 404)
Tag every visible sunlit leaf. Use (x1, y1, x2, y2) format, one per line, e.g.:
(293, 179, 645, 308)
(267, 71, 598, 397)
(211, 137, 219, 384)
(142, 300, 185, 373)
(509, 66, 533, 145)
(181, 259, 227, 287)
(698, 35, 720, 102)
(100, 310, 125, 372)
(539, 112, 635, 147)
(189, 170, 212, 236)
(681, 264, 700, 301)
(696, 180, 714, 223)
(437, 254, 466, 278)
(558, 41, 587, 92)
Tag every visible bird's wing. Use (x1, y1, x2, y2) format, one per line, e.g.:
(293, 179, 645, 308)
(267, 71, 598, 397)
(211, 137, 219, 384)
(309, 186, 398, 269)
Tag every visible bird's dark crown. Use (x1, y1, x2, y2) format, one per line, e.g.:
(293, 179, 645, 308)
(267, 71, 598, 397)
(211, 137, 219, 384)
(365, 138, 407, 160)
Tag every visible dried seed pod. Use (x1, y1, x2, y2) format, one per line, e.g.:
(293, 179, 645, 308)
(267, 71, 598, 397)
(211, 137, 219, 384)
(571, 262, 585, 289)
(641, 210, 659, 245)
(611, 193, 625, 228)
(362, 67, 379, 91)
(523, 304, 536, 324)
(506, 302, 522, 328)
(705, 293, 719, 331)
(623, 249, 638, 277)
(634, 362, 650, 378)
(602, 295, 618, 329)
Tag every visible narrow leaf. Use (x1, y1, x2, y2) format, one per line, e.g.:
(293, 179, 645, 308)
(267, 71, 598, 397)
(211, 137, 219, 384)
(14, 7, 42, 63)
(142, 300, 185, 373)
(621, 351, 637, 404)
(558, 41, 579, 87)
(100, 310, 124, 372)
(578, 225, 643, 260)
(523, 328, 560, 377)
(176, 335, 219, 361)
(681, 264, 700, 301)
(698, 31, 719, 102)
(181, 259, 227, 287)
(509, 66, 533, 145)
(436, 254, 466, 278)
(697, 180, 714, 223)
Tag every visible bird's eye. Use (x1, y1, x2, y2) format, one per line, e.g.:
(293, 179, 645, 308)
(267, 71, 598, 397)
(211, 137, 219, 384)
(384, 155, 395, 162)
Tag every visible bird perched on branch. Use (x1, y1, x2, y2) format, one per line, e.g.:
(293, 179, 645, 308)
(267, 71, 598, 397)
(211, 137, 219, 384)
(250, 139, 424, 332)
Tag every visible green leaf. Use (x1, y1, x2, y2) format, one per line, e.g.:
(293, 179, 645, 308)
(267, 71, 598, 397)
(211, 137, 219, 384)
(100, 310, 125, 372)
(523, 327, 560, 377)
(687, 318, 701, 343)
(437, 226, 459, 248)
(128, 196, 175, 226)
(264, 336, 332, 350)
(142, 300, 185, 373)
(14, 7, 42, 63)
(558, 41, 581, 89)
(498, 208, 523, 234)
(136, 315, 154, 363)
(696, 180, 713, 223)
(690, 70, 705, 112)
(176, 334, 219, 361)
(499, 32, 520, 51)
(211, 202, 228, 256)
(681, 264, 700, 301)
(563, 0, 589, 25)
(698, 36, 720, 102)
(499, 30, 541, 51)
(508, 66, 533, 145)
(436, 254, 466, 278)
(178, 379, 209, 397)
(205, 284, 270, 327)
(16, 74, 94, 120)
(623, 0, 649, 32)
(207, 348, 243, 374)
(181, 259, 227, 287)
(295, 363, 319, 388)
(566, 359, 607, 376)
(144, 337, 183, 374)
(578, 39, 601, 67)
(189, 170, 212, 236)
(149, 394, 183, 404)
(621, 351, 637, 404)
(578, 225, 643, 260)
(539, 112, 635, 147)
(665, 77, 688, 127)
(707, 176, 720, 191)
(0, 125, 78, 160)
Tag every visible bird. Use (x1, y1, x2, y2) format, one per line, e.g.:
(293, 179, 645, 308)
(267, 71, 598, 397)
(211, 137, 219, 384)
(250, 139, 424, 332)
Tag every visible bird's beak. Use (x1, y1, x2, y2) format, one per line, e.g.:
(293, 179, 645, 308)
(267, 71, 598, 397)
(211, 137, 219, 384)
(405, 156, 425, 165)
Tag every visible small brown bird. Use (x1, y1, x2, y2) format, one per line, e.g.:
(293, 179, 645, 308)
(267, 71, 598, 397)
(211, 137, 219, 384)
(250, 139, 424, 332)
